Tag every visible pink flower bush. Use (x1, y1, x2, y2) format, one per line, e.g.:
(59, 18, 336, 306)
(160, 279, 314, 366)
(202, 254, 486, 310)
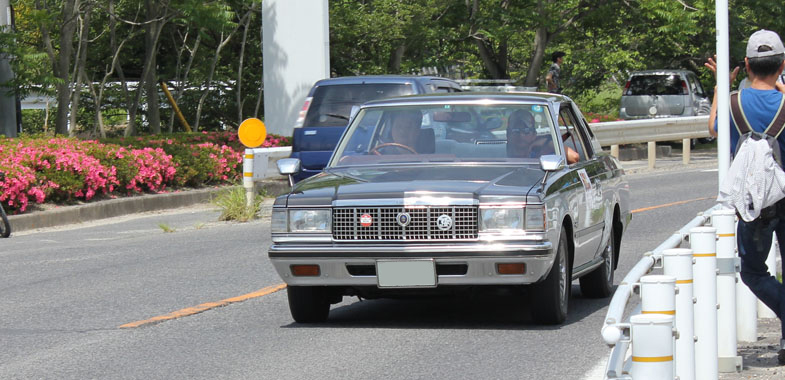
(0, 134, 245, 213)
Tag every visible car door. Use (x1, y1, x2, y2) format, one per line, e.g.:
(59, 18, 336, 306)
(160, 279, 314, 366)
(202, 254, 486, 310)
(558, 104, 605, 267)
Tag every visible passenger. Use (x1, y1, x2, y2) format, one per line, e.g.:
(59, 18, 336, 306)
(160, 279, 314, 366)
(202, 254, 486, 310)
(507, 109, 579, 164)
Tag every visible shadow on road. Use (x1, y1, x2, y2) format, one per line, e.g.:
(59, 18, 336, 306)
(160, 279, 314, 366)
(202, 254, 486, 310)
(282, 284, 616, 330)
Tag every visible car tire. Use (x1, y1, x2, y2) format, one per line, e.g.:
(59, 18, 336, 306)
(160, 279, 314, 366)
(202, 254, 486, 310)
(287, 286, 330, 323)
(531, 227, 570, 324)
(579, 224, 616, 298)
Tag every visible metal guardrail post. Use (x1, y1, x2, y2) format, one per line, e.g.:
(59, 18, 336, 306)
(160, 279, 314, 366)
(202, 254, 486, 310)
(630, 314, 676, 379)
(663, 248, 696, 380)
(682, 138, 691, 165)
(713, 208, 743, 372)
(611, 145, 619, 159)
(647, 142, 656, 169)
(691, 226, 719, 379)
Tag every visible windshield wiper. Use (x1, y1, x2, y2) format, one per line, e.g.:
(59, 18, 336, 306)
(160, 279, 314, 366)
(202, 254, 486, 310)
(324, 113, 349, 121)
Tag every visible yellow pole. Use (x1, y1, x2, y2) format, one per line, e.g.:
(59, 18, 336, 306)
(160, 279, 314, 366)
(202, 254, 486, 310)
(160, 81, 191, 132)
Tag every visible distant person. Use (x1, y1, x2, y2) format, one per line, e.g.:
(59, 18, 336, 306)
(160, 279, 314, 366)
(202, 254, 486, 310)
(546, 51, 566, 93)
(706, 29, 785, 364)
(507, 109, 579, 163)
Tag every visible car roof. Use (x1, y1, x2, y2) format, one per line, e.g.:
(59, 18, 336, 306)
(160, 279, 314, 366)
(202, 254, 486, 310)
(311, 75, 458, 86)
(360, 91, 568, 107)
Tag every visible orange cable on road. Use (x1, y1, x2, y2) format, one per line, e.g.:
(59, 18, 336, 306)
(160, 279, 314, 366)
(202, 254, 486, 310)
(119, 283, 287, 328)
(631, 196, 715, 214)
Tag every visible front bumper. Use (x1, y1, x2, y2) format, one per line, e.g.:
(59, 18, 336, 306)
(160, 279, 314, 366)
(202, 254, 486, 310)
(268, 242, 554, 287)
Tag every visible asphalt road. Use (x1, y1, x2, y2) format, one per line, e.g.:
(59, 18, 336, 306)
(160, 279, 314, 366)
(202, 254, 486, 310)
(0, 166, 720, 379)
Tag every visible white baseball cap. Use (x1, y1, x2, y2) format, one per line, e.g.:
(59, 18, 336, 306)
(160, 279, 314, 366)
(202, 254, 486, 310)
(746, 29, 785, 58)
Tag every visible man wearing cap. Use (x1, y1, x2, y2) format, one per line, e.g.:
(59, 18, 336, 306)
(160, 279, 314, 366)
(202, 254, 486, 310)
(707, 29, 785, 364)
(546, 51, 566, 93)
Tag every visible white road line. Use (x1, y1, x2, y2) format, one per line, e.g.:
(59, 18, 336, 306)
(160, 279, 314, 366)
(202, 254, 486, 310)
(581, 360, 607, 379)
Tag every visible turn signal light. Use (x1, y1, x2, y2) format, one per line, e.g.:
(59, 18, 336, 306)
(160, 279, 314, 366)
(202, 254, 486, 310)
(291, 265, 320, 277)
(497, 263, 526, 275)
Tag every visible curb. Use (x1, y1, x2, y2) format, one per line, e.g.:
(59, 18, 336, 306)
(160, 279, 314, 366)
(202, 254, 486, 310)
(7, 179, 290, 233)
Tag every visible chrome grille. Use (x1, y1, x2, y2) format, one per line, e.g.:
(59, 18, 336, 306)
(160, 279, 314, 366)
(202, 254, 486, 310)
(333, 206, 478, 241)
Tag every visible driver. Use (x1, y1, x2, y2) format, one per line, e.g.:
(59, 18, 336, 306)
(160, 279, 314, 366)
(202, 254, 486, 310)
(376, 109, 423, 154)
(507, 109, 554, 158)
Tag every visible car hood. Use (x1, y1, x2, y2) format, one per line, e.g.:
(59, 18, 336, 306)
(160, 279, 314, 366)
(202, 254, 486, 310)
(285, 165, 546, 206)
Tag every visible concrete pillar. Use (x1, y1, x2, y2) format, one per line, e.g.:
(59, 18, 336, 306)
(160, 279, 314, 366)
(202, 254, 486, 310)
(0, 0, 18, 137)
(262, 0, 329, 136)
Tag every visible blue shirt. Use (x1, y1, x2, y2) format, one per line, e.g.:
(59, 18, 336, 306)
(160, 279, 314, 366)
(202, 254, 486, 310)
(714, 88, 785, 158)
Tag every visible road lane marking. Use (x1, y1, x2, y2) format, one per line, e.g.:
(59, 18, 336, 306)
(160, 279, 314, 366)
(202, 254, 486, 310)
(631, 196, 715, 214)
(119, 283, 287, 328)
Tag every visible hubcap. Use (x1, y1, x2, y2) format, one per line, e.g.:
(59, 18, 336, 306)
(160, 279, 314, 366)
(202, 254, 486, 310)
(604, 240, 613, 282)
(559, 244, 567, 306)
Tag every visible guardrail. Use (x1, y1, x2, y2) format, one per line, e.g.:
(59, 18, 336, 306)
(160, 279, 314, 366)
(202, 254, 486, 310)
(589, 116, 711, 169)
(241, 146, 291, 206)
(601, 204, 756, 379)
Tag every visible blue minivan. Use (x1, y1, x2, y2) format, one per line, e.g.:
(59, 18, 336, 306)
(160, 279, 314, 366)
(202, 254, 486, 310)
(289, 76, 462, 182)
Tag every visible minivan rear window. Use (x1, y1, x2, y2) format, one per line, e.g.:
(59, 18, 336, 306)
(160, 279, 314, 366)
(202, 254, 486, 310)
(304, 84, 413, 127)
(627, 75, 683, 96)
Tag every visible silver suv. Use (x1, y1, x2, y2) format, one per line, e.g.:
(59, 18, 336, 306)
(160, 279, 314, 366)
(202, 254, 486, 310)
(619, 70, 710, 119)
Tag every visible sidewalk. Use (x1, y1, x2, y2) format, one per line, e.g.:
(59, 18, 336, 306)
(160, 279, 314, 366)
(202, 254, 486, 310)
(6, 178, 289, 234)
(618, 145, 719, 175)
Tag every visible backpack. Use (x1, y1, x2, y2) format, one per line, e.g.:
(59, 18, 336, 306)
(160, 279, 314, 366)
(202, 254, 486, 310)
(718, 89, 785, 221)
(730, 90, 785, 165)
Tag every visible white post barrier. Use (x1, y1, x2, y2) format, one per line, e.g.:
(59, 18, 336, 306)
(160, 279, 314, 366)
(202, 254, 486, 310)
(638, 275, 677, 317)
(691, 226, 718, 380)
(243, 149, 255, 207)
(630, 314, 676, 380)
(759, 234, 779, 318)
(737, 272, 759, 342)
(713, 208, 743, 372)
(663, 248, 696, 380)
(735, 215, 759, 343)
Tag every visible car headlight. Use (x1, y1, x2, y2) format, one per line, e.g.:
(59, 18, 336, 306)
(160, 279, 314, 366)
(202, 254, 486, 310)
(480, 208, 523, 232)
(480, 205, 546, 233)
(288, 209, 332, 233)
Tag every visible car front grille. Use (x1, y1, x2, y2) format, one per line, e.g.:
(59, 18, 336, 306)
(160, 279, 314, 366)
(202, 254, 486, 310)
(333, 206, 478, 241)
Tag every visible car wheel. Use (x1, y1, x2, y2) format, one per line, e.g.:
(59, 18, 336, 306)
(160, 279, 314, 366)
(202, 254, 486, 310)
(579, 224, 616, 298)
(287, 286, 330, 323)
(531, 227, 570, 324)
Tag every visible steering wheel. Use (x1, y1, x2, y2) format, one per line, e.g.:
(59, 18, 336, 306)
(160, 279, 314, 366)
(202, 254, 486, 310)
(371, 143, 417, 155)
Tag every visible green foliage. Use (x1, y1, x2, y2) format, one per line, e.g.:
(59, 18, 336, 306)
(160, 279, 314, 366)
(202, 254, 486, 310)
(5, 0, 783, 134)
(573, 82, 623, 119)
(212, 185, 263, 222)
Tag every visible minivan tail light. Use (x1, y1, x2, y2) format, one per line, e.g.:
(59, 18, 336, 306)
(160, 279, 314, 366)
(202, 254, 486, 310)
(294, 97, 313, 128)
(680, 80, 689, 95)
(624, 81, 631, 95)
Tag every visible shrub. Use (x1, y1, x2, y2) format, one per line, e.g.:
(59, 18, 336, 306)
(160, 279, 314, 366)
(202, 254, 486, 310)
(212, 186, 263, 222)
(0, 131, 271, 213)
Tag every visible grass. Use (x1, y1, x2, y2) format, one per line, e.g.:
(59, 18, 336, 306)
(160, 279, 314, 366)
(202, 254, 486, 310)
(158, 223, 176, 233)
(212, 186, 264, 222)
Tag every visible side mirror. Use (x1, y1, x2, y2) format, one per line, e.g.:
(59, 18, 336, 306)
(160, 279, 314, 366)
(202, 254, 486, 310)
(277, 158, 302, 187)
(277, 158, 301, 175)
(540, 155, 564, 172)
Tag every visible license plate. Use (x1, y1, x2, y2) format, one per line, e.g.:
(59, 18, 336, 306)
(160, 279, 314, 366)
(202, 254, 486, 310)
(376, 260, 436, 288)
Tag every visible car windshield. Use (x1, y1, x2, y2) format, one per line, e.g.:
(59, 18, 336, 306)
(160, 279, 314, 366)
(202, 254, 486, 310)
(330, 103, 559, 167)
(627, 74, 684, 96)
(304, 83, 414, 127)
